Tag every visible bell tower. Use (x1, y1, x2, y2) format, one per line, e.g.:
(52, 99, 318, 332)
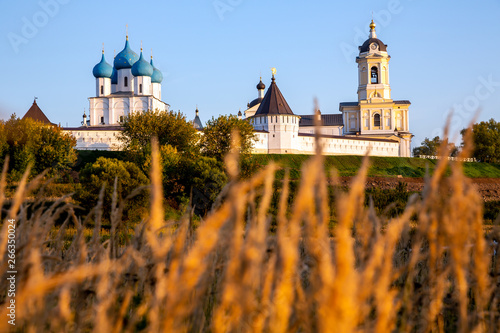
(339, 19, 413, 157)
(356, 20, 392, 102)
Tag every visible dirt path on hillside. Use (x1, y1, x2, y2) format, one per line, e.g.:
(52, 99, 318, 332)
(338, 177, 500, 202)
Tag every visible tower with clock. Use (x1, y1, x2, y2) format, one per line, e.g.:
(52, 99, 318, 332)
(340, 20, 413, 157)
(356, 20, 392, 101)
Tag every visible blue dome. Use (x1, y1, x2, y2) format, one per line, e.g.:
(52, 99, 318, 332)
(111, 67, 117, 84)
(92, 53, 113, 78)
(131, 51, 153, 77)
(114, 38, 139, 70)
(150, 58, 163, 83)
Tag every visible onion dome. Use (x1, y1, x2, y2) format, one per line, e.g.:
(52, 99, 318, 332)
(92, 52, 113, 78)
(131, 50, 153, 77)
(111, 67, 117, 84)
(150, 57, 163, 83)
(257, 78, 265, 90)
(114, 38, 139, 69)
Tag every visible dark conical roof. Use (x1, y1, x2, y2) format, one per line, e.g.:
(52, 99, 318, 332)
(22, 99, 54, 125)
(193, 108, 203, 130)
(254, 77, 294, 116)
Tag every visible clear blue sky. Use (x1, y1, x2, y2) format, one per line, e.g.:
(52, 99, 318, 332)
(1, 0, 500, 147)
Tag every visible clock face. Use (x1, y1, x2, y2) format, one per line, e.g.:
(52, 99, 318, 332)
(371, 43, 378, 50)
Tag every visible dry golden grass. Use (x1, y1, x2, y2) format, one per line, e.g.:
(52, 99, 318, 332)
(0, 126, 499, 332)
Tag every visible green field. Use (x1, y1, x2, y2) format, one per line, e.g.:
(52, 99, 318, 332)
(249, 154, 500, 179)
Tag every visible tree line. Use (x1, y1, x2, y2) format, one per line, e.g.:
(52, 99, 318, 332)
(413, 118, 500, 163)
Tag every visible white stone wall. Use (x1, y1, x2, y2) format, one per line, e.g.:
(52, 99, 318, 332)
(250, 125, 399, 157)
(63, 128, 124, 151)
(66, 125, 399, 156)
(252, 132, 269, 153)
(297, 135, 400, 156)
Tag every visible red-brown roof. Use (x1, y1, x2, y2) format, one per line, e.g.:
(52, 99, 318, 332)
(254, 76, 295, 116)
(22, 100, 54, 125)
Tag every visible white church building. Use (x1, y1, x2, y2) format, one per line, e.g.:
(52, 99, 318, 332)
(60, 20, 412, 156)
(63, 35, 169, 150)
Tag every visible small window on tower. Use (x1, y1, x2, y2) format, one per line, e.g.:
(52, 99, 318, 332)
(371, 66, 379, 84)
(100, 117, 104, 124)
(124, 77, 128, 87)
(120, 116, 124, 123)
(139, 84, 143, 93)
(100, 85, 103, 94)
(374, 114, 381, 127)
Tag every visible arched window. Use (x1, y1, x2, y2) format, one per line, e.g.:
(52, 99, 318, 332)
(100, 85, 104, 94)
(371, 66, 378, 84)
(139, 84, 143, 93)
(124, 77, 128, 87)
(374, 113, 381, 127)
(100, 116, 104, 124)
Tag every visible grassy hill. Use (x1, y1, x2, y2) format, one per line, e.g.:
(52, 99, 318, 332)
(74, 150, 500, 179)
(249, 154, 500, 179)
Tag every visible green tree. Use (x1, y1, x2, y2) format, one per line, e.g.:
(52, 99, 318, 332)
(413, 136, 441, 157)
(200, 114, 256, 162)
(412, 136, 458, 157)
(187, 155, 228, 214)
(0, 114, 77, 180)
(120, 110, 199, 167)
(144, 144, 228, 215)
(119, 110, 229, 214)
(462, 118, 500, 163)
(77, 157, 149, 222)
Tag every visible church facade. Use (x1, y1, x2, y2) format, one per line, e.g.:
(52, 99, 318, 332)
(63, 35, 169, 150)
(243, 20, 412, 157)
